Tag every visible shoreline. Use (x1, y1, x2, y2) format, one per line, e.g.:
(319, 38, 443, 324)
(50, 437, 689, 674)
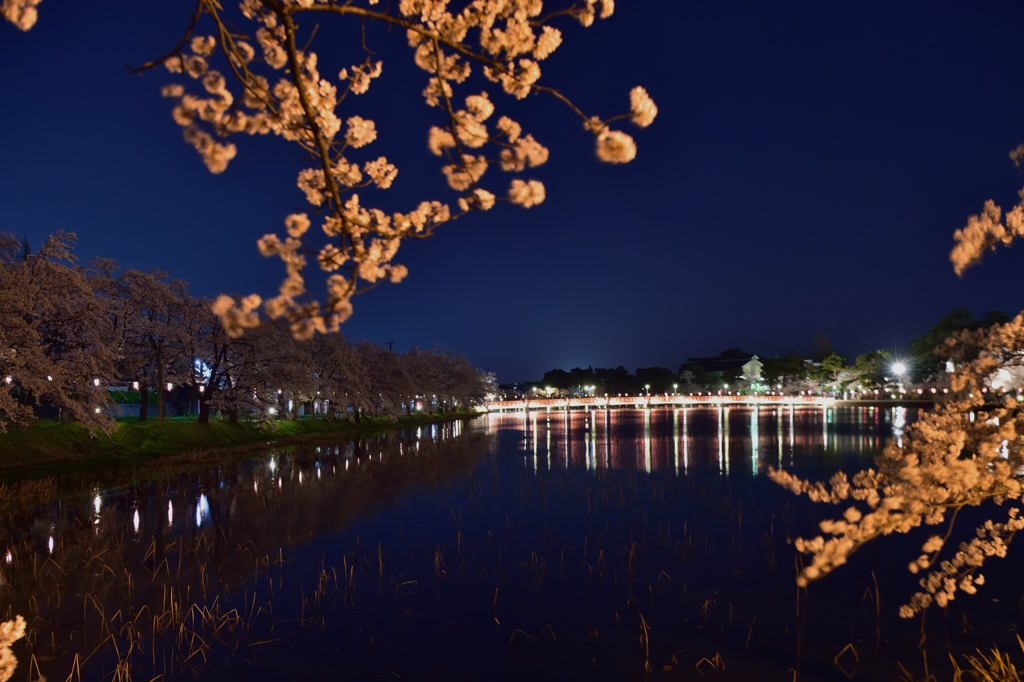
(0, 411, 483, 482)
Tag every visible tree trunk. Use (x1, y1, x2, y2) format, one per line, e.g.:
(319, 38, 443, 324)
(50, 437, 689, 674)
(198, 392, 212, 423)
(156, 346, 165, 421)
(138, 378, 149, 421)
(228, 408, 239, 424)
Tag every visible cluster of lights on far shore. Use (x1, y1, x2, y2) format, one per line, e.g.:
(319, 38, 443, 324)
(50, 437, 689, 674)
(500, 358, 1016, 403)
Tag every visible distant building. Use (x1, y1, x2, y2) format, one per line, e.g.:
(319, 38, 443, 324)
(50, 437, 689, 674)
(681, 352, 764, 388)
(741, 356, 763, 382)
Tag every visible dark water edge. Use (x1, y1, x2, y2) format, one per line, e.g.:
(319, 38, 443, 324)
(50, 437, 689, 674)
(1, 407, 1022, 681)
(0, 410, 479, 485)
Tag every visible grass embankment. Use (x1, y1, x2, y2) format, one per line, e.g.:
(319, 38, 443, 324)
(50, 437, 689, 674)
(0, 411, 480, 476)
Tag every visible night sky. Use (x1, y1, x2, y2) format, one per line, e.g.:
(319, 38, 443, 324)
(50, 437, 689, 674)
(4, 1, 1024, 382)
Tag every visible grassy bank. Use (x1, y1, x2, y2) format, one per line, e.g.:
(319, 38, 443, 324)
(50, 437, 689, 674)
(0, 411, 481, 475)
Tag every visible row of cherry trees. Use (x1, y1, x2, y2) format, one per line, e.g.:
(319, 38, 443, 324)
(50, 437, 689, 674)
(0, 232, 492, 433)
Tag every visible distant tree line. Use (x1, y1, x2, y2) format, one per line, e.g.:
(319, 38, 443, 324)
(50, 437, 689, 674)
(523, 312, 1011, 398)
(0, 233, 492, 433)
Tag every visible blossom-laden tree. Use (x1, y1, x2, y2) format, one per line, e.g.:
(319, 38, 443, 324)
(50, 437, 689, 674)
(91, 263, 205, 421)
(409, 345, 490, 410)
(189, 320, 489, 421)
(4, 0, 658, 339)
(772, 140, 1024, 617)
(353, 341, 412, 420)
(122, 270, 196, 421)
(0, 233, 117, 433)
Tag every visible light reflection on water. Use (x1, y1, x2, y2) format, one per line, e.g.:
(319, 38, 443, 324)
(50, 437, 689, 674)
(12, 407, 1014, 682)
(487, 405, 902, 477)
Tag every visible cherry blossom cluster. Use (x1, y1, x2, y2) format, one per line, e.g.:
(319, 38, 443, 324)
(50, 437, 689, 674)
(0, 616, 25, 682)
(950, 141, 1024, 275)
(770, 313, 1024, 617)
(1, 0, 40, 31)
(950, 198, 1024, 275)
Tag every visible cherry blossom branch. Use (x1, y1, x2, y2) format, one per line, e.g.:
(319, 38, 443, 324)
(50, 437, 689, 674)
(298, 3, 595, 122)
(276, 7, 344, 214)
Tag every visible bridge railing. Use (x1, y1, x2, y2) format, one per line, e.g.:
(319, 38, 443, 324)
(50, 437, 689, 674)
(484, 395, 834, 411)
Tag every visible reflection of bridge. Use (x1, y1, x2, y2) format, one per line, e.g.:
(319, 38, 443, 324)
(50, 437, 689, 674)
(485, 395, 837, 412)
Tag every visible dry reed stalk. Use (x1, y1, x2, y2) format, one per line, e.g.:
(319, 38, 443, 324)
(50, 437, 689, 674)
(638, 612, 651, 671)
(694, 652, 725, 676)
(834, 642, 859, 679)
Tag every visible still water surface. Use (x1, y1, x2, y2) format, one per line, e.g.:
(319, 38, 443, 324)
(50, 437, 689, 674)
(2, 407, 1022, 681)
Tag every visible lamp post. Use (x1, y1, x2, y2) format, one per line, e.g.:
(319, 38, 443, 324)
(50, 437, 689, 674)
(890, 362, 908, 399)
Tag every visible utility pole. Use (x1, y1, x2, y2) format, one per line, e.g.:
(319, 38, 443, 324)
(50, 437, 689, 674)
(384, 341, 395, 351)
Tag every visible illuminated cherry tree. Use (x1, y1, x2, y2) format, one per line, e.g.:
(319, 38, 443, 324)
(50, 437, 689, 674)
(0, 233, 117, 434)
(3, 0, 657, 339)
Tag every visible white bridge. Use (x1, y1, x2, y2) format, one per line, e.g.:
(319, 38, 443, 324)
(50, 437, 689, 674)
(485, 395, 839, 412)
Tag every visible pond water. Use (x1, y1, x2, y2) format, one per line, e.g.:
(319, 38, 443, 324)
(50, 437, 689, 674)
(2, 406, 1022, 681)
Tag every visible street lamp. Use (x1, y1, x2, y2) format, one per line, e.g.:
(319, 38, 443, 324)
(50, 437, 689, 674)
(644, 384, 650, 396)
(672, 383, 678, 395)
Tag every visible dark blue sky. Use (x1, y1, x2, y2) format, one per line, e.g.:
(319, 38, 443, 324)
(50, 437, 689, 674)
(4, 1, 1024, 382)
